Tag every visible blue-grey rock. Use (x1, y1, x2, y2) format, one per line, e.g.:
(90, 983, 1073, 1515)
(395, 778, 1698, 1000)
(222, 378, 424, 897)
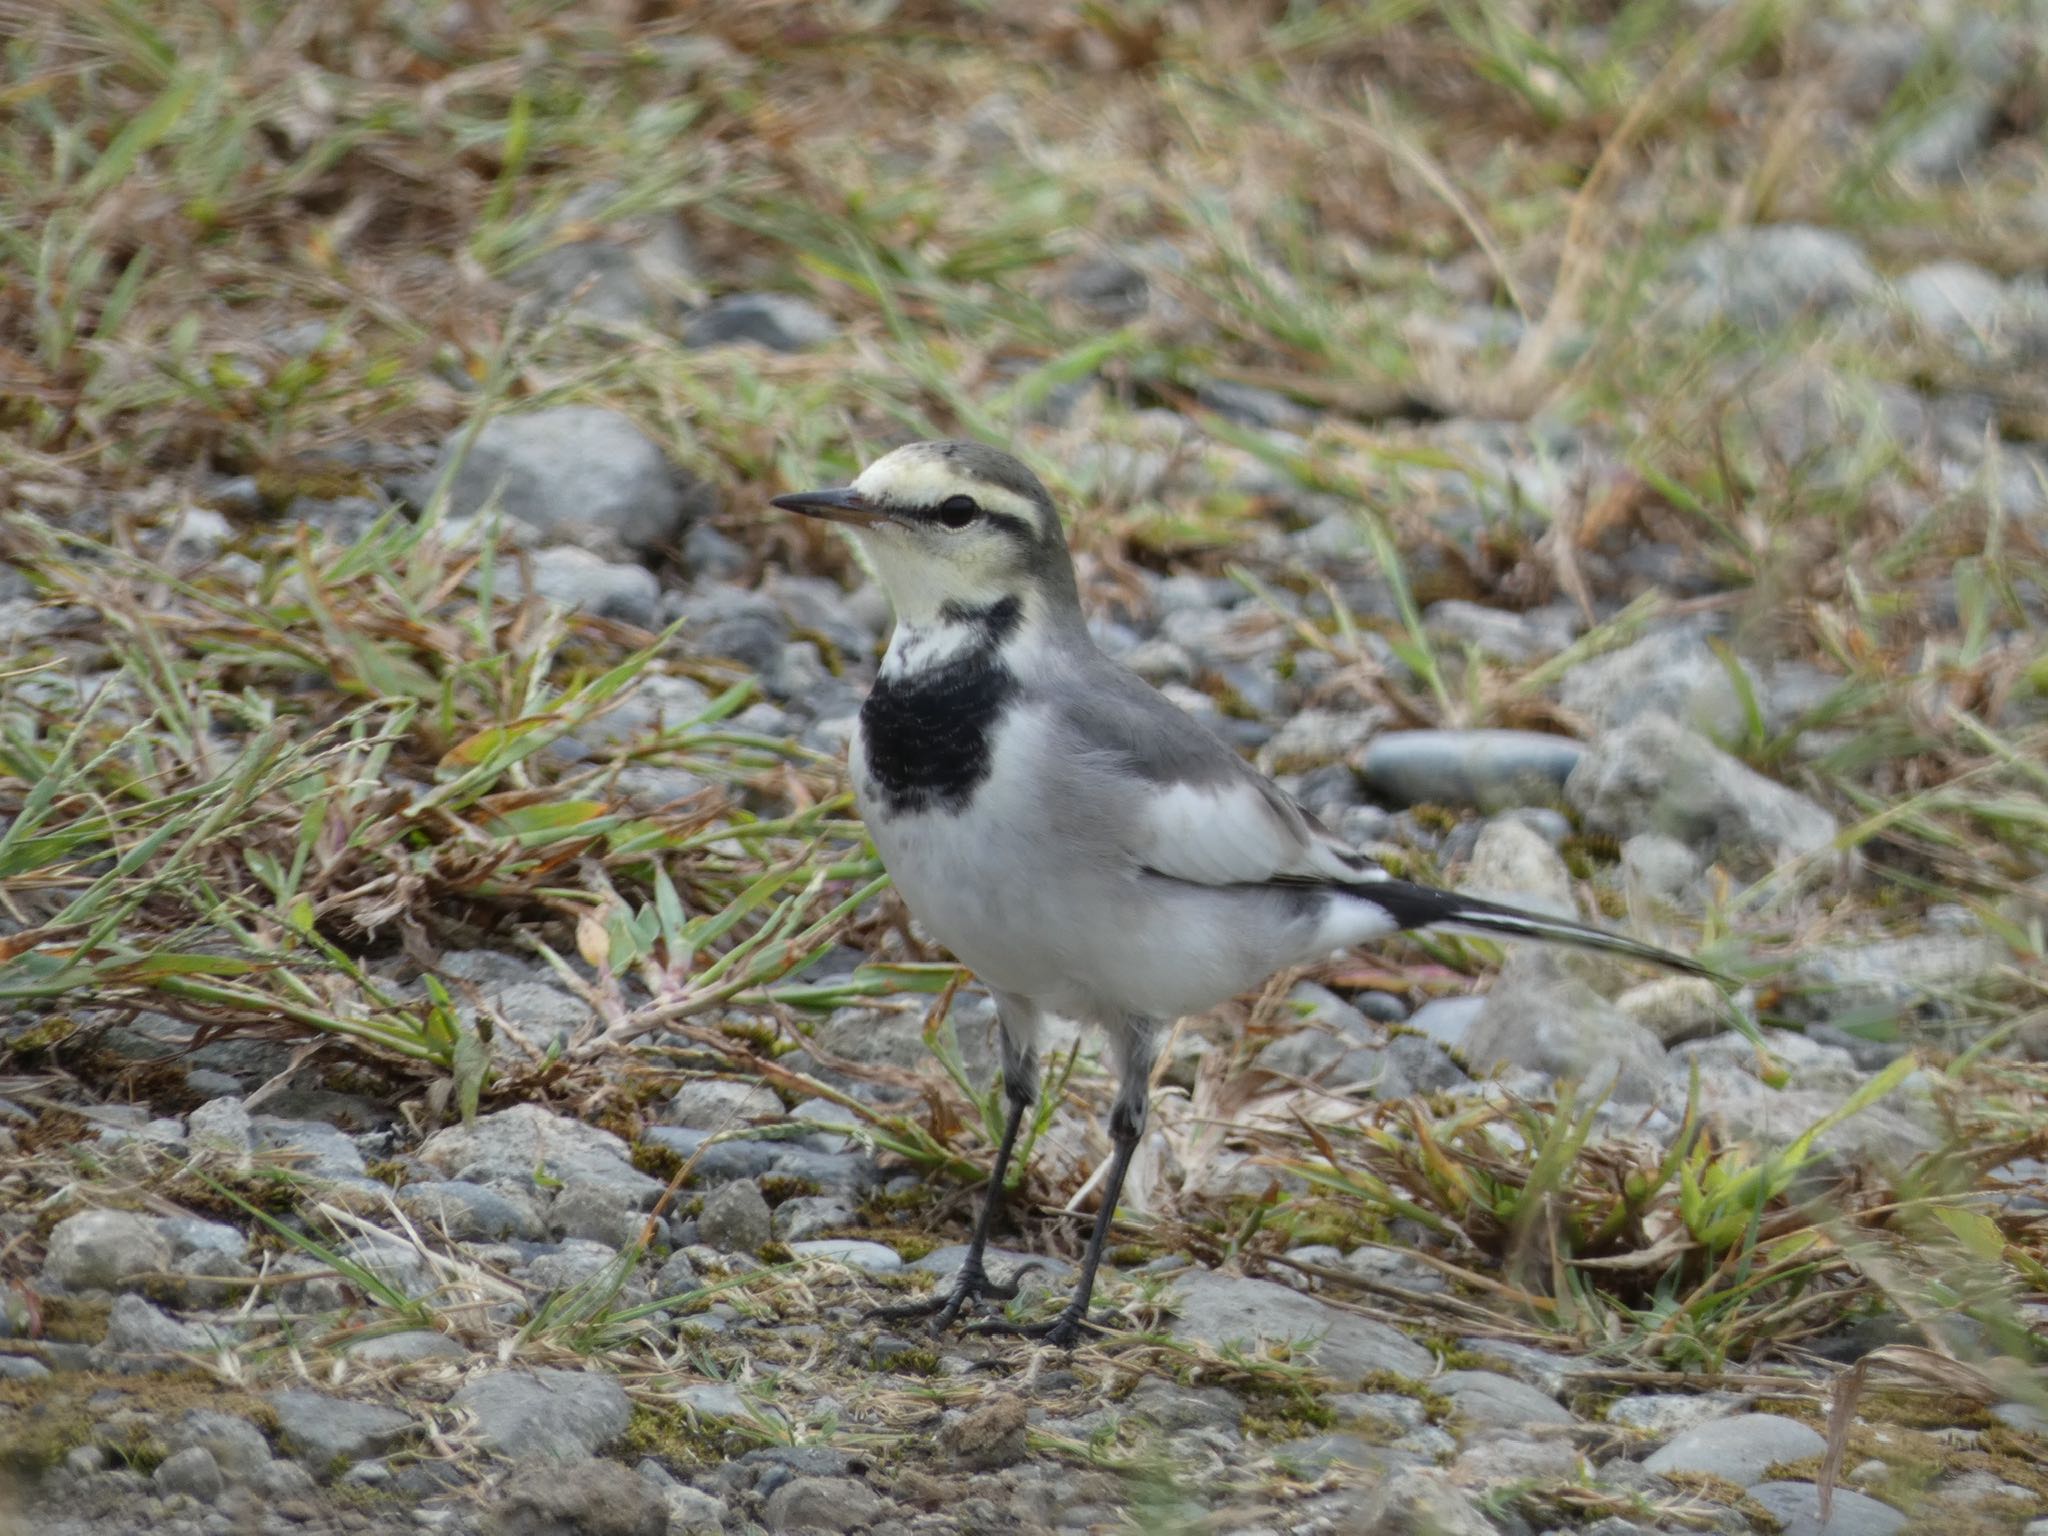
(416, 1104, 662, 1208)
(1747, 1481, 1906, 1536)
(450, 1367, 632, 1460)
(1642, 1412, 1825, 1486)
(41, 1210, 169, 1293)
(684, 293, 837, 352)
(269, 1388, 415, 1475)
(398, 1180, 546, 1242)
(699, 1179, 772, 1255)
(153, 1445, 224, 1502)
(1359, 729, 1584, 810)
(512, 546, 661, 627)
(342, 1330, 466, 1366)
(788, 1239, 902, 1272)
(430, 406, 698, 559)
(1166, 1271, 1433, 1383)
(1675, 225, 1878, 329)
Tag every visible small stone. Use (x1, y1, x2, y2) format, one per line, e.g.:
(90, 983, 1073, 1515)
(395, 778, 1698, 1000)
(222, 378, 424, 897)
(1347, 1468, 1498, 1535)
(1463, 951, 1668, 1104)
(1567, 714, 1843, 883)
(153, 1446, 224, 1503)
(684, 292, 837, 352)
(1559, 624, 1759, 740)
(398, 1181, 546, 1243)
(268, 1388, 415, 1476)
(187, 1097, 255, 1166)
(1358, 729, 1584, 810)
(343, 1331, 467, 1366)
(763, 1475, 883, 1533)
(1604, 1392, 1750, 1442)
(1457, 817, 1576, 919)
(1424, 600, 1565, 664)
(449, 1367, 632, 1460)
(1166, 1271, 1434, 1383)
(41, 1210, 170, 1293)
(651, 1250, 701, 1297)
(486, 1455, 669, 1536)
(1405, 996, 1484, 1052)
(97, 1294, 231, 1368)
(1615, 975, 1726, 1047)
(1621, 833, 1703, 905)
(416, 1104, 662, 1209)
(510, 547, 661, 628)
(664, 1482, 727, 1533)
(937, 1395, 1028, 1471)
(698, 1179, 773, 1256)
(429, 407, 697, 560)
(1675, 224, 1878, 329)
(1747, 1480, 1907, 1536)
(1641, 1412, 1825, 1487)
(162, 1409, 273, 1479)
(668, 1078, 783, 1130)
(788, 1239, 902, 1273)
(1437, 1370, 1574, 1430)
(1897, 261, 2007, 343)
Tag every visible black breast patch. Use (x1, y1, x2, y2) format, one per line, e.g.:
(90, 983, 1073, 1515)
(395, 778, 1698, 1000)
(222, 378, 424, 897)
(860, 597, 1022, 817)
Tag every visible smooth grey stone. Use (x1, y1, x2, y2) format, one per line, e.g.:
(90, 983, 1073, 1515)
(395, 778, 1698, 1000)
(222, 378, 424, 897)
(1463, 950, 1668, 1104)
(1748, 1481, 1906, 1536)
(153, 1446, 224, 1502)
(342, 1330, 466, 1366)
(510, 546, 660, 627)
(1437, 1369, 1574, 1429)
(249, 1115, 367, 1180)
(1405, 995, 1484, 1052)
(268, 1388, 415, 1474)
(1642, 1412, 1825, 1486)
(684, 292, 837, 352)
(429, 406, 699, 559)
(698, 1179, 772, 1255)
(40, 1210, 169, 1292)
(788, 1239, 901, 1273)
(416, 1104, 662, 1207)
(449, 1367, 632, 1460)
(1166, 1271, 1433, 1384)
(488, 1454, 670, 1536)
(762, 1475, 883, 1533)
(1674, 224, 1878, 329)
(1360, 729, 1584, 810)
(1567, 714, 1842, 883)
(397, 1180, 546, 1243)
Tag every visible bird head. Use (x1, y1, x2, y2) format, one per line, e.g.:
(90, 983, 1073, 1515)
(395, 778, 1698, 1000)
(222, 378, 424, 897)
(773, 440, 1079, 626)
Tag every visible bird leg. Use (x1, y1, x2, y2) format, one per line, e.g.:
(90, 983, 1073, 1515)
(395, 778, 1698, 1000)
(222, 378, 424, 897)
(969, 1022, 1155, 1348)
(869, 1073, 1035, 1329)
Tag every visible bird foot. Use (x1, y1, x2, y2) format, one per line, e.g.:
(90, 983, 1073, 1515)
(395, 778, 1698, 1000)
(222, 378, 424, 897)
(963, 1306, 1116, 1350)
(868, 1258, 1037, 1332)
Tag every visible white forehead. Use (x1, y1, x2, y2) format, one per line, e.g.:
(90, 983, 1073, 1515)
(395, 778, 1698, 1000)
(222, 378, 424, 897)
(853, 446, 980, 505)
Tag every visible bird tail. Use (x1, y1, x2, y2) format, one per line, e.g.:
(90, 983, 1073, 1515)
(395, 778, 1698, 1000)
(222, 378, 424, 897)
(1342, 877, 1721, 981)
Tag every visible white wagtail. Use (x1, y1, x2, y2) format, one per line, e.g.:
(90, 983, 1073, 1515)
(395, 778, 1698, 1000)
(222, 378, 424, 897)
(773, 440, 1713, 1346)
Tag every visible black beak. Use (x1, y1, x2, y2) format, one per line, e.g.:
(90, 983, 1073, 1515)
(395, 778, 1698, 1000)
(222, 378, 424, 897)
(770, 487, 888, 528)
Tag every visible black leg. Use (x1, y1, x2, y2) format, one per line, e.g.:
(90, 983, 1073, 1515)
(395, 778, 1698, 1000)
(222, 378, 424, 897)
(969, 1019, 1156, 1349)
(869, 1082, 1033, 1329)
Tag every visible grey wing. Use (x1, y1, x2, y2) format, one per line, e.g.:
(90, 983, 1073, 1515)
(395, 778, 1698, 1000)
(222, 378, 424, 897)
(1049, 658, 1383, 888)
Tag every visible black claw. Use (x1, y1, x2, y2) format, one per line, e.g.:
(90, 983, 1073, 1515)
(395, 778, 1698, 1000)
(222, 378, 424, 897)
(866, 1261, 1031, 1331)
(964, 1309, 1103, 1349)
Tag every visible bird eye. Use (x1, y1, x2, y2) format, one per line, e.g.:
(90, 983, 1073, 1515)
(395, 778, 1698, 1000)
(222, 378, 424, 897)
(935, 494, 980, 530)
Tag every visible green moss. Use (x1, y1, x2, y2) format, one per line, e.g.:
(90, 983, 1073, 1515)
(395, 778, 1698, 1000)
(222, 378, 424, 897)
(632, 1141, 687, 1181)
(37, 1295, 111, 1345)
(757, 1175, 820, 1205)
(363, 1160, 408, 1188)
(0, 1374, 277, 1475)
(885, 1345, 943, 1377)
(621, 1402, 735, 1469)
(1356, 1371, 1453, 1423)
(1560, 833, 1621, 880)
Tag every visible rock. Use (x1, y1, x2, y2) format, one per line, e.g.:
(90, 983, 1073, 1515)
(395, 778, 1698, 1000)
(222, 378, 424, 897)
(667, 1078, 784, 1130)
(684, 292, 837, 352)
(1898, 95, 1998, 183)
(1449, 1429, 1580, 1488)
(508, 547, 661, 628)
(153, 1445, 224, 1503)
(1897, 261, 2007, 346)
(398, 1180, 546, 1242)
(450, 1367, 632, 1460)
(417, 1104, 662, 1209)
(1666, 1072, 1936, 1171)
(268, 1388, 415, 1475)
(772, 1194, 855, 1243)
(250, 1115, 368, 1180)
(1566, 714, 1842, 882)
(1748, 1481, 1907, 1536)
(1675, 225, 1878, 329)
(521, 1239, 628, 1294)
(1604, 1392, 1750, 1443)
(1456, 818, 1576, 919)
(662, 1481, 727, 1533)
(187, 1096, 255, 1166)
(763, 1474, 883, 1532)
(0, 1358, 49, 1381)
(651, 1250, 701, 1297)
(487, 1455, 670, 1536)
(342, 1330, 467, 1366)
(698, 1179, 773, 1255)
(1641, 1412, 1825, 1486)
(1165, 1271, 1434, 1383)
(1615, 976, 1727, 1046)
(97, 1295, 231, 1367)
(1424, 600, 1570, 664)
(41, 1210, 170, 1292)
(1558, 625, 1759, 740)
(1406, 996, 1485, 1052)
(1359, 730, 1584, 810)
(1462, 951, 1668, 1103)
(513, 181, 697, 328)
(937, 1395, 1028, 1471)
(1191, 376, 1313, 430)
(1780, 931, 2009, 1028)
(1621, 833, 1704, 906)
(1347, 1467, 1498, 1535)
(1258, 708, 1387, 775)
(430, 407, 696, 560)
(1125, 1377, 1246, 1434)
(1436, 1370, 1574, 1430)
(788, 1238, 902, 1273)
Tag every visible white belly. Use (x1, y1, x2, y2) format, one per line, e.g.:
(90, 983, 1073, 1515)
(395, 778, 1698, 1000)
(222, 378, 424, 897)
(852, 707, 1311, 1021)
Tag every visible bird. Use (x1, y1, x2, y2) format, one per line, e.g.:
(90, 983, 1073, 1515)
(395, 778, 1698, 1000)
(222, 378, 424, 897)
(772, 439, 1715, 1347)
